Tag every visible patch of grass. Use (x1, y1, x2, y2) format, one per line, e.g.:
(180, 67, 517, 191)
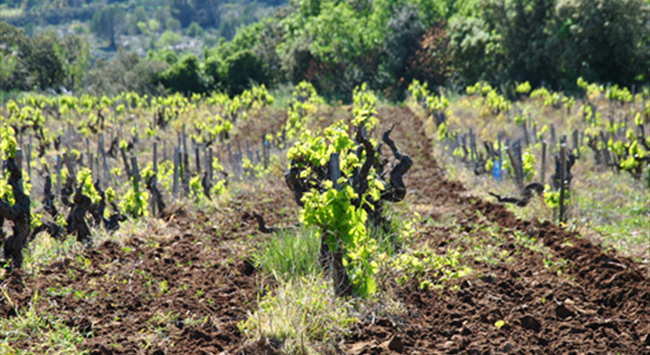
(22, 233, 85, 276)
(571, 174, 650, 258)
(0, 291, 88, 355)
(392, 246, 474, 290)
(239, 277, 357, 355)
(251, 227, 321, 281)
(368, 208, 414, 257)
(269, 83, 296, 109)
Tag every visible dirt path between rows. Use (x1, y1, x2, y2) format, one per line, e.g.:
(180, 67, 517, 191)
(345, 107, 649, 355)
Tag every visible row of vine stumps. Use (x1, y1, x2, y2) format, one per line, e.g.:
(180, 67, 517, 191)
(1, 84, 649, 355)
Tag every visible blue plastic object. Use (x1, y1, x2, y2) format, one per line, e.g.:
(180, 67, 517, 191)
(493, 159, 502, 181)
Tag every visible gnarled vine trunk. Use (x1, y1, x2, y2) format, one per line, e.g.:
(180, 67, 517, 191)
(285, 124, 412, 297)
(0, 158, 31, 270)
(145, 175, 166, 218)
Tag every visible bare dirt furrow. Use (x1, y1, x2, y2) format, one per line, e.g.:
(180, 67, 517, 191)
(346, 107, 649, 354)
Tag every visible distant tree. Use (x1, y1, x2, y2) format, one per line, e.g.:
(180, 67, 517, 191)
(159, 54, 209, 94)
(203, 55, 223, 89)
(158, 30, 181, 47)
(483, 0, 558, 87)
(166, 18, 182, 31)
(222, 50, 268, 96)
(448, 0, 554, 89)
(448, 0, 649, 90)
(5, 0, 21, 8)
(0, 22, 89, 91)
(185, 22, 204, 37)
(153, 8, 171, 30)
(21, 0, 40, 12)
(170, 0, 222, 28)
(404, 22, 450, 90)
(378, 3, 426, 101)
(555, 0, 650, 87)
(169, 0, 194, 27)
(90, 5, 126, 50)
(127, 6, 148, 34)
(148, 49, 179, 65)
(0, 23, 30, 91)
(86, 49, 169, 96)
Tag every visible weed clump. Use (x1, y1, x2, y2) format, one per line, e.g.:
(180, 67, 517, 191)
(239, 277, 357, 355)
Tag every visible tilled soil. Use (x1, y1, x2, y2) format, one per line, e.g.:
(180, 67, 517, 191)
(1, 107, 649, 355)
(2, 210, 256, 354)
(0, 183, 298, 355)
(347, 107, 650, 355)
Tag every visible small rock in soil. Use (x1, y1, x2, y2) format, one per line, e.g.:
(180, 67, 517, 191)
(500, 341, 515, 353)
(480, 274, 496, 283)
(90, 345, 113, 355)
(555, 304, 575, 319)
(520, 315, 541, 332)
(387, 335, 404, 353)
(349, 341, 372, 355)
(437, 340, 455, 350)
(240, 259, 256, 276)
(644, 333, 650, 345)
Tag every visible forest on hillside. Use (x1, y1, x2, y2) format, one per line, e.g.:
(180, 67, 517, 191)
(1, 0, 649, 101)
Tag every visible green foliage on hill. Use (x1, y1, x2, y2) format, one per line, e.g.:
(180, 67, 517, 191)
(1, 0, 648, 100)
(159, 54, 209, 94)
(197, 0, 649, 100)
(0, 21, 89, 92)
(90, 5, 126, 49)
(450, 0, 650, 91)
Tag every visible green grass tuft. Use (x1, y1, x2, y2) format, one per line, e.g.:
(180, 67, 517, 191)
(238, 277, 357, 355)
(0, 291, 88, 355)
(251, 227, 321, 281)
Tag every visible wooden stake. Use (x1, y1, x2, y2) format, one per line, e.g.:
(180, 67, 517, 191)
(550, 125, 556, 152)
(173, 147, 179, 198)
(89, 152, 93, 174)
(195, 145, 201, 174)
(182, 124, 189, 180)
(515, 140, 524, 183)
(86, 138, 90, 167)
(208, 147, 213, 183)
(522, 120, 530, 146)
(227, 143, 233, 172)
(263, 135, 269, 169)
(152, 142, 158, 216)
(121, 147, 132, 180)
(599, 131, 612, 168)
(559, 141, 567, 224)
(573, 130, 580, 158)
(15, 149, 23, 182)
(26, 140, 31, 179)
(330, 152, 341, 190)
(56, 154, 62, 196)
(541, 141, 547, 185)
(498, 134, 502, 166)
(98, 134, 108, 184)
(506, 144, 524, 191)
(63, 148, 77, 179)
(237, 141, 243, 179)
(131, 156, 139, 185)
(469, 128, 476, 170)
